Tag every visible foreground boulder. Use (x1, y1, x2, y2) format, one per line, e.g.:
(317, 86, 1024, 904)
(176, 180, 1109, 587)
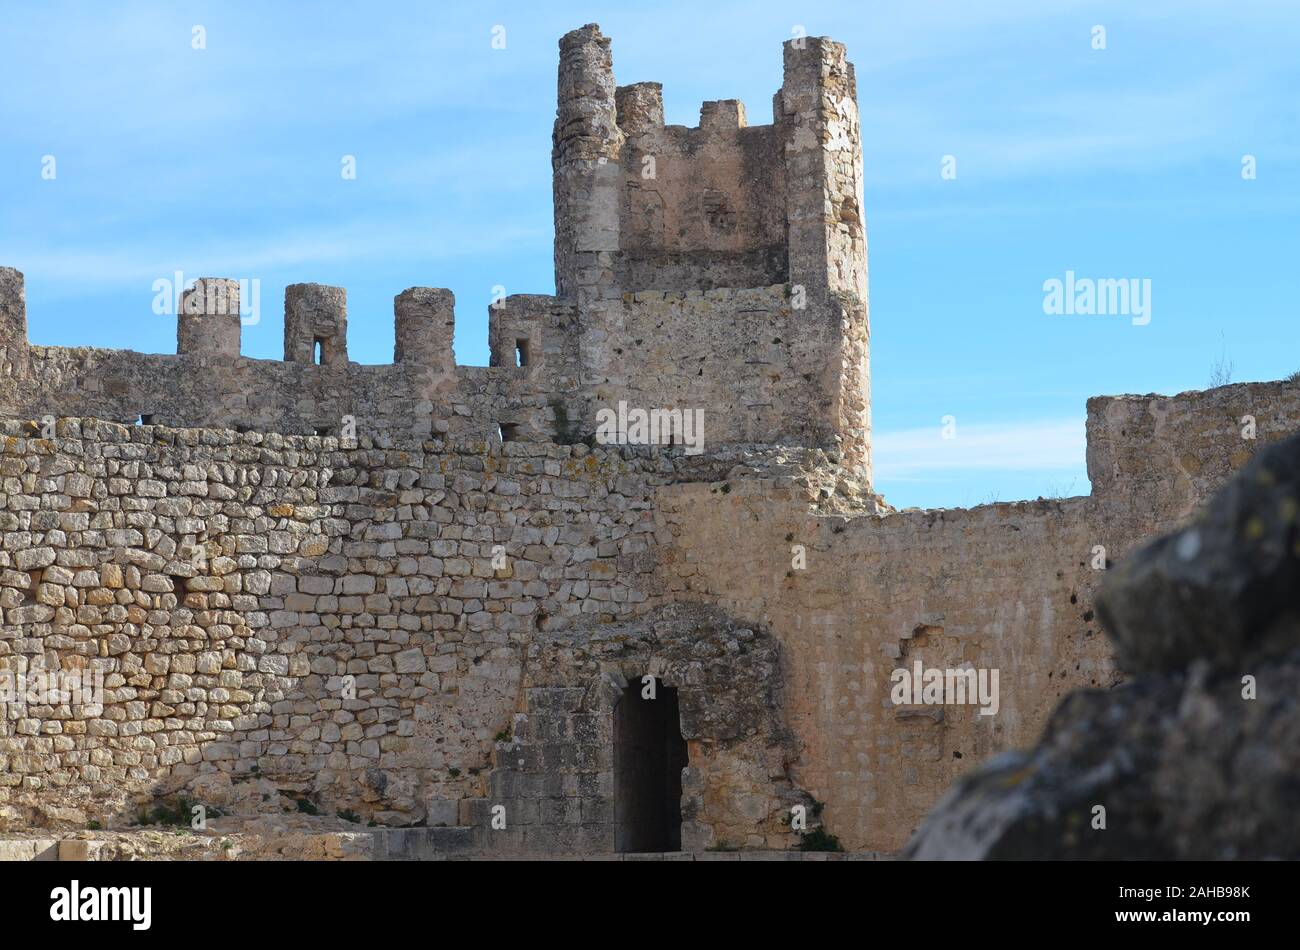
(906, 431, 1300, 860)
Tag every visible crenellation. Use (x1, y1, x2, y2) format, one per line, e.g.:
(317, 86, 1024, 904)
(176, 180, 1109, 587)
(487, 295, 548, 374)
(699, 98, 747, 132)
(614, 82, 664, 135)
(177, 278, 241, 359)
(393, 287, 455, 370)
(284, 283, 348, 366)
(0, 266, 28, 387)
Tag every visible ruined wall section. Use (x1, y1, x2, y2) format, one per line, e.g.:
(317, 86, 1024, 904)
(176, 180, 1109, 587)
(485, 294, 583, 443)
(1087, 380, 1300, 541)
(660, 481, 1108, 853)
(0, 416, 822, 846)
(0, 269, 29, 387)
(477, 280, 855, 457)
(552, 25, 623, 307)
(1, 374, 1296, 848)
(660, 381, 1300, 852)
(479, 604, 811, 853)
(776, 37, 870, 477)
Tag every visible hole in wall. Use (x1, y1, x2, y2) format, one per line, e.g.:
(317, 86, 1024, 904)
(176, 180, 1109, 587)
(614, 676, 687, 853)
(498, 422, 520, 443)
(515, 339, 531, 368)
(22, 567, 43, 605)
(313, 339, 324, 364)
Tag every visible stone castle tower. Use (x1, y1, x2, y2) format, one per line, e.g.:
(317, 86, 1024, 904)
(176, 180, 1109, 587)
(548, 24, 870, 475)
(0, 24, 870, 479)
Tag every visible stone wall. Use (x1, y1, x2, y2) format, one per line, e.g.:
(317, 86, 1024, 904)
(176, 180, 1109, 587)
(483, 604, 808, 853)
(0, 416, 830, 850)
(615, 89, 788, 291)
(2, 380, 1296, 851)
(1087, 380, 1300, 536)
(658, 379, 1300, 851)
(2, 381, 1298, 851)
(3, 22, 1297, 856)
(0, 420, 676, 830)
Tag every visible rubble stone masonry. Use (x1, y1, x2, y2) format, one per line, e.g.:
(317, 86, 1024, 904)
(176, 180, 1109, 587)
(1, 26, 1296, 854)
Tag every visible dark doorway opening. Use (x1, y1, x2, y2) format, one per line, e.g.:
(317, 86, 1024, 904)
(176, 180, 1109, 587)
(614, 677, 688, 852)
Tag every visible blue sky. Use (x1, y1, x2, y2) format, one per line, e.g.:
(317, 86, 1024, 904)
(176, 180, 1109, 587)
(1, 1, 1296, 509)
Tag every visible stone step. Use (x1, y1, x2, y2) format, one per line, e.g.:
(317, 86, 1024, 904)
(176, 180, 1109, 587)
(0, 839, 59, 861)
(370, 826, 480, 860)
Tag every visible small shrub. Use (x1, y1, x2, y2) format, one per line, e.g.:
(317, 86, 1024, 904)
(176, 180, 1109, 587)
(798, 827, 843, 852)
(1208, 332, 1234, 388)
(137, 797, 220, 828)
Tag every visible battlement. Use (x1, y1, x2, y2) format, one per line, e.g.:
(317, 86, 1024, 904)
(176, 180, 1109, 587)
(553, 24, 867, 303)
(0, 23, 871, 478)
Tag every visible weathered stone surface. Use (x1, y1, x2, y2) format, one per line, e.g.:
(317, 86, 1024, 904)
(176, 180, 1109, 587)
(905, 436, 1300, 859)
(905, 646, 1300, 860)
(1096, 432, 1300, 674)
(0, 23, 1296, 859)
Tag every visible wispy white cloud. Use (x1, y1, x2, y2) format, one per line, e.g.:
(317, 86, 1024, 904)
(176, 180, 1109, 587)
(2, 219, 550, 292)
(873, 418, 1086, 481)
